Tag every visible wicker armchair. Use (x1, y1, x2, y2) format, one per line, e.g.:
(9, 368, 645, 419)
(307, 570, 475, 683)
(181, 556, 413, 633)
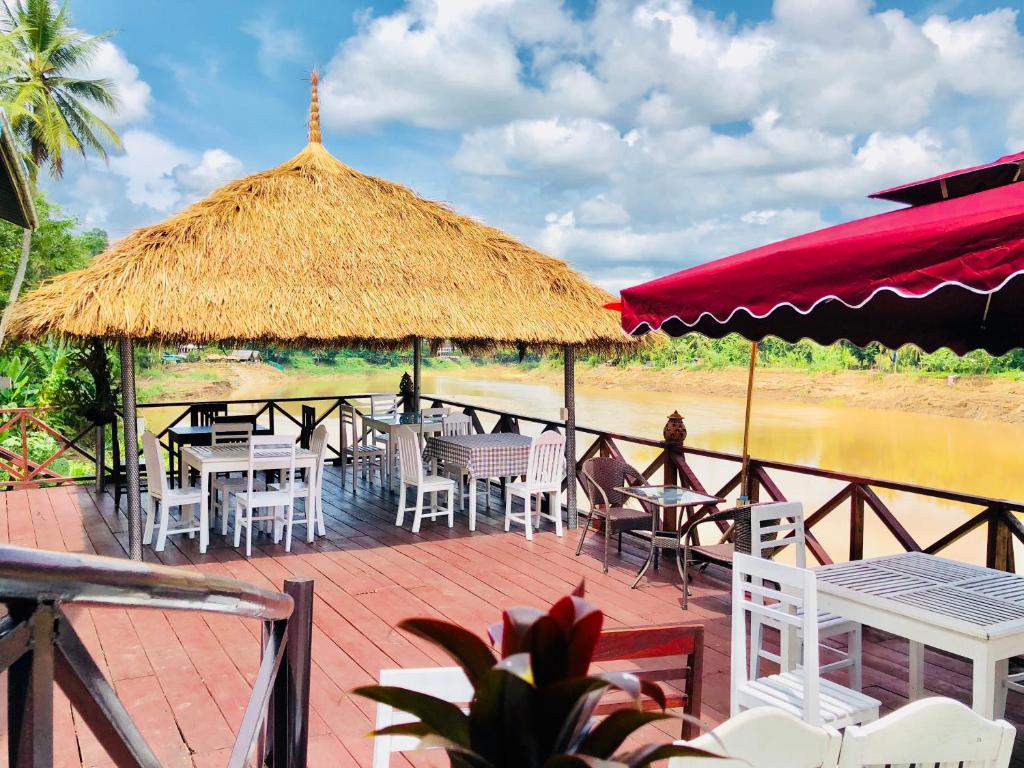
(577, 457, 655, 574)
(680, 503, 778, 609)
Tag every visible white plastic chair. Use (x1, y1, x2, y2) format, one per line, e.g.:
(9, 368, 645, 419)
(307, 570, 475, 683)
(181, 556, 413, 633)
(372, 666, 472, 768)
(731, 553, 880, 727)
(748, 502, 863, 691)
(395, 425, 455, 533)
(142, 432, 204, 552)
(837, 697, 1014, 768)
(233, 435, 296, 557)
(669, 707, 842, 768)
(505, 431, 566, 541)
(341, 403, 384, 489)
(269, 424, 329, 547)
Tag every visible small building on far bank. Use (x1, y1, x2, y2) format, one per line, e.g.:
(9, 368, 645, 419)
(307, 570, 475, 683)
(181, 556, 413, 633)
(229, 349, 262, 363)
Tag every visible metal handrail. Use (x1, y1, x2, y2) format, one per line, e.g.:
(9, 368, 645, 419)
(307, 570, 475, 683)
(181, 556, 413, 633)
(0, 544, 293, 619)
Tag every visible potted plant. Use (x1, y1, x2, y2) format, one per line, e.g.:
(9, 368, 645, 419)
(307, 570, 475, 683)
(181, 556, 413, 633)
(354, 584, 723, 767)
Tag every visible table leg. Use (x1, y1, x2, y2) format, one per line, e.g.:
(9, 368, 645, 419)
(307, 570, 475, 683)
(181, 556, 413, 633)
(468, 478, 477, 531)
(972, 652, 1001, 718)
(908, 641, 924, 700)
(199, 470, 209, 554)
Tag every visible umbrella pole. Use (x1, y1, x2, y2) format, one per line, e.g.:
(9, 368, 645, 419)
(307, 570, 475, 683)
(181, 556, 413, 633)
(563, 345, 577, 529)
(412, 336, 421, 413)
(118, 337, 143, 560)
(739, 341, 758, 502)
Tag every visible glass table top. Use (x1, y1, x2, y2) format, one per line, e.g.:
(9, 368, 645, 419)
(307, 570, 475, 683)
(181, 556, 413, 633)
(619, 485, 722, 507)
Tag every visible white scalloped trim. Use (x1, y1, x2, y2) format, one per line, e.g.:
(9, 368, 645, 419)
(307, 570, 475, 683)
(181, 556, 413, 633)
(623, 267, 1024, 336)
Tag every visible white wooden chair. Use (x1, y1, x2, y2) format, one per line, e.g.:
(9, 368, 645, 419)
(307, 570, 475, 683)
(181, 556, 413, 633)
(210, 421, 264, 535)
(142, 432, 204, 553)
(417, 406, 448, 448)
(505, 431, 566, 541)
(269, 424, 329, 548)
(211, 420, 253, 445)
(233, 435, 296, 557)
(369, 393, 400, 453)
(837, 697, 1014, 768)
(395, 425, 455, 533)
(372, 666, 472, 768)
(669, 707, 842, 768)
(341, 403, 384, 489)
(439, 412, 472, 505)
(732, 553, 880, 727)
(749, 502, 863, 691)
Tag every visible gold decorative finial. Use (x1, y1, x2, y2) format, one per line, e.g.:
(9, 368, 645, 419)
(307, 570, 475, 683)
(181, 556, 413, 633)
(308, 68, 322, 144)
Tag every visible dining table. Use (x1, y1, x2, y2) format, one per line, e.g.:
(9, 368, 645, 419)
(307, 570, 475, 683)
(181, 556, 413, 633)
(179, 443, 318, 553)
(815, 551, 1024, 717)
(424, 433, 532, 530)
(617, 485, 723, 589)
(167, 421, 272, 479)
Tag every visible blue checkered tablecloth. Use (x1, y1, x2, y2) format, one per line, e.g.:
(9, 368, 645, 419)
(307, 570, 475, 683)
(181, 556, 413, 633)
(424, 433, 532, 480)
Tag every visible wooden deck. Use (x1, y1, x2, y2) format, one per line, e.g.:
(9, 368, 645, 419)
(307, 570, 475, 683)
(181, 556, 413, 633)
(2, 467, 1023, 767)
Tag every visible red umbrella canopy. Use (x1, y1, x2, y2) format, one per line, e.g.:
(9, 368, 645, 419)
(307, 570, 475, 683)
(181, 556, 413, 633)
(870, 150, 1024, 206)
(616, 182, 1024, 355)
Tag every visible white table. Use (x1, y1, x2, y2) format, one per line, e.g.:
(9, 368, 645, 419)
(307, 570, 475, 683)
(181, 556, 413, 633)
(180, 444, 318, 553)
(423, 433, 532, 531)
(362, 413, 445, 490)
(816, 552, 1024, 717)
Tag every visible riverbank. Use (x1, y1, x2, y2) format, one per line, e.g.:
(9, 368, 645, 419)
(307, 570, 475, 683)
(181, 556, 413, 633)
(138, 361, 1024, 423)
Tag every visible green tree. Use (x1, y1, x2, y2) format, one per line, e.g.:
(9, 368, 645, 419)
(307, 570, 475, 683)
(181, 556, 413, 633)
(0, 0, 120, 347)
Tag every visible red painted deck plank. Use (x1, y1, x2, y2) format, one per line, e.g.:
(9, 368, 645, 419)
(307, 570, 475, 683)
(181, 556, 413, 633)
(6, 470, 1024, 766)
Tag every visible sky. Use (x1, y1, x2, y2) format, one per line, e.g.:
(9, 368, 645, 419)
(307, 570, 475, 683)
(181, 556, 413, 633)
(39, 0, 1024, 293)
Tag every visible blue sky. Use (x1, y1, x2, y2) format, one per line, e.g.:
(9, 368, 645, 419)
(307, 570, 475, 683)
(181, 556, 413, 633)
(43, 0, 1024, 291)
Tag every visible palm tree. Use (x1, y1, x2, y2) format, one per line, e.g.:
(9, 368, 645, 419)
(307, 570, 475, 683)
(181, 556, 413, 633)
(0, 0, 121, 347)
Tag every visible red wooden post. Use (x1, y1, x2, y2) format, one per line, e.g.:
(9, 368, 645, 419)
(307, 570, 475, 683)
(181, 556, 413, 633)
(850, 485, 865, 562)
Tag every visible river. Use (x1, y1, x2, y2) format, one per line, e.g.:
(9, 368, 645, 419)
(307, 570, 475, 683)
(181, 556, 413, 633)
(142, 366, 1024, 566)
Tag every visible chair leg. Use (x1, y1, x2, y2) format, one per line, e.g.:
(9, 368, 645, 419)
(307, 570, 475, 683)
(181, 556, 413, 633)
(245, 510, 254, 557)
(395, 485, 406, 527)
(412, 488, 424, 533)
(315, 494, 326, 537)
(849, 625, 863, 691)
(447, 487, 454, 528)
(143, 496, 155, 546)
(504, 490, 512, 532)
(284, 503, 295, 552)
(524, 495, 533, 542)
(155, 501, 169, 553)
(551, 491, 563, 537)
(234, 503, 244, 548)
(575, 510, 593, 555)
(604, 520, 610, 573)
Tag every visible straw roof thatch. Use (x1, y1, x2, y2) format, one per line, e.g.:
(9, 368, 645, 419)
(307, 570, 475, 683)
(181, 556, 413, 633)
(7, 73, 625, 351)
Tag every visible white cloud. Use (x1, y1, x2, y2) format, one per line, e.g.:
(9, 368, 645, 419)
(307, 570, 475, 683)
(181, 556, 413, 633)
(81, 41, 152, 127)
(73, 129, 243, 224)
(173, 148, 244, 200)
(242, 10, 307, 77)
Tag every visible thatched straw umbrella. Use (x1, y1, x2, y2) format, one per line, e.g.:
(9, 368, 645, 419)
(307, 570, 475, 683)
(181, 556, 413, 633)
(7, 72, 626, 558)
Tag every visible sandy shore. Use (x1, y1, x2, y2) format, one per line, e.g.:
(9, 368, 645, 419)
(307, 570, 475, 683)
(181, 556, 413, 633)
(139, 362, 1024, 423)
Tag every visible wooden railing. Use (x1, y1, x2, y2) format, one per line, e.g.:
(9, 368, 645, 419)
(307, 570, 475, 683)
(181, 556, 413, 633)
(0, 407, 100, 490)
(0, 544, 313, 767)
(20, 389, 1024, 574)
(424, 395, 1024, 574)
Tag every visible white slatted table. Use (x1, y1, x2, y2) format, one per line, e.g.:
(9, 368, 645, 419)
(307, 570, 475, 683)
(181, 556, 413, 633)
(181, 444, 317, 553)
(816, 551, 1024, 717)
